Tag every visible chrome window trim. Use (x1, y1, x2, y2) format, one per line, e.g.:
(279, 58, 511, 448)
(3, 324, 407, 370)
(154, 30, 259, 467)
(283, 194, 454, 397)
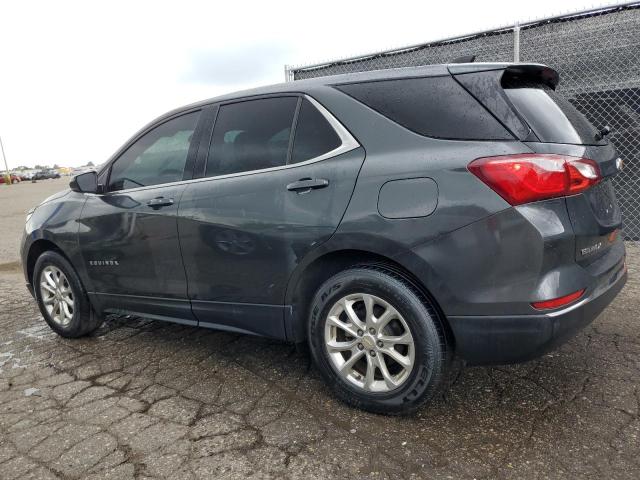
(97, 94, 360, 196)
(302, 95, 359, 163)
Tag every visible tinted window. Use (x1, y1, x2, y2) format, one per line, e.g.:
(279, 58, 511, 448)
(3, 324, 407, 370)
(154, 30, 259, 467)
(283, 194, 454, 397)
(206, 97, 298, 177)
(503, 82, 603, 145)
(108, 111, 200, 191)
(336, 76, 512, 140)
(291, 98, 341, 163)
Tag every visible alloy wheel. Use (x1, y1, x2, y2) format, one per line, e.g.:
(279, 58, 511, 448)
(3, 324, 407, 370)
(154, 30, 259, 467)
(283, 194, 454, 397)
(39, 265, 74, 327)
(324, 293, 415, 392)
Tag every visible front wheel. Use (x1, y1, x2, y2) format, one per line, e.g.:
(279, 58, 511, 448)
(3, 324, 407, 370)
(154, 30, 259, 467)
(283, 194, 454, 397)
(308, 266, 449, 415)
(33, 251, 102, 338)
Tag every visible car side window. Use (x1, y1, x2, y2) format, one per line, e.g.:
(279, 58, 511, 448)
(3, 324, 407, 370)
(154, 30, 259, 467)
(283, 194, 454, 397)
(336, 76, 512, 140)
(290, 98, 341, 164)
(108, 111, 200, 191)
(205, 97, 298, 177)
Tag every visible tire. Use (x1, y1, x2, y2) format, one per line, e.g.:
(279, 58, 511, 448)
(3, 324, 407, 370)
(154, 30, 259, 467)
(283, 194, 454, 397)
(33, 251, 102, 338)
(308, 266, 449, 415)
(11, 178, 19, 184)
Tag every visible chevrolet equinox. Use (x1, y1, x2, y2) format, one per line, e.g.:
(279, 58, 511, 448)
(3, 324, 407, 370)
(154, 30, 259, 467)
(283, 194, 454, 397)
(22, 62, 627, 414)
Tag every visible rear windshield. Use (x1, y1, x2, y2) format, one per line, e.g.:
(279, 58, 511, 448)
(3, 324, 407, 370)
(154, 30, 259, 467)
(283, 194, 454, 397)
(503, 81, 604, 145)
(335, 76, 513, 141)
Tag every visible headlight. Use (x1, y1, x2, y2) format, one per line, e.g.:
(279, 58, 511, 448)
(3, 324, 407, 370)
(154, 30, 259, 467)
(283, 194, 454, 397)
(26, 207, 35, 222)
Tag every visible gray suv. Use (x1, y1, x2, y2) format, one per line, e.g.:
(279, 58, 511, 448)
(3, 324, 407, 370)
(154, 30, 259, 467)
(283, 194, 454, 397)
(21, 62, 627, 414)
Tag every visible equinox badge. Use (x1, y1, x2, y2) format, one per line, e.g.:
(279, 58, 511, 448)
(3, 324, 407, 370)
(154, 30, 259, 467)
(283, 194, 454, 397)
(89, 260, 120, 266)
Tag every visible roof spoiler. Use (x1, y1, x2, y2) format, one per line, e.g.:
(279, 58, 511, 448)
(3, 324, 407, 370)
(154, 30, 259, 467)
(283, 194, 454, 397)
(448, 63, 560, 88)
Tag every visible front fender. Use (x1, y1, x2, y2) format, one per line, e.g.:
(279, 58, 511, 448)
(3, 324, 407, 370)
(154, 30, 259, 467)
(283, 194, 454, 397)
(22, 191, 88, 289)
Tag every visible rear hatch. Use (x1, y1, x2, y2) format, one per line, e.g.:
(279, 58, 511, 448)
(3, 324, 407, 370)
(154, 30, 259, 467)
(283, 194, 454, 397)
(451, 64, 623, 264)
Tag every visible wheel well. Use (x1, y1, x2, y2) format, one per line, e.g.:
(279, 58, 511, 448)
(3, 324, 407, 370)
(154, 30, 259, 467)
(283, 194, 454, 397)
(289, 249, 453, 345)
(26, 239, 65, 285)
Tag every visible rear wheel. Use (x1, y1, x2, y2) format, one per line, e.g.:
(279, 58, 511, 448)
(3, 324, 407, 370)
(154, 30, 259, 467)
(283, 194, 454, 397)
(33, 251, 102, 338)
(308, 266, 449, 415)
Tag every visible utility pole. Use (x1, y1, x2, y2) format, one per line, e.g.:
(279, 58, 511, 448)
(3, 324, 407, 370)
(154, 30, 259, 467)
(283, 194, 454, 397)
(0, 134, 10, 185)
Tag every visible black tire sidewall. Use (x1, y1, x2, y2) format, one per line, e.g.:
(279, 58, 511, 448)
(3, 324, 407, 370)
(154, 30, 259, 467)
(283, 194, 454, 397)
(33, 251, 94, 338)
(308, 268, 446, 414)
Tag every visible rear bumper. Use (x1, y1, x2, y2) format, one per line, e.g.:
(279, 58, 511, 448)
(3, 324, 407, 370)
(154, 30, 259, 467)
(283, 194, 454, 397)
(448, 260, 627, 365)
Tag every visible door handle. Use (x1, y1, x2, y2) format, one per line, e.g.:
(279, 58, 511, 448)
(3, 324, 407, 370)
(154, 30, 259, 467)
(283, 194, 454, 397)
(286, 178, 330, 193)
(146, 197, 174, 208)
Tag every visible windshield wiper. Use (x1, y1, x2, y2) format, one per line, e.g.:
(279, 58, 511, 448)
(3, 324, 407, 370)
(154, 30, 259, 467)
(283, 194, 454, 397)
(595, 125, 611, 141)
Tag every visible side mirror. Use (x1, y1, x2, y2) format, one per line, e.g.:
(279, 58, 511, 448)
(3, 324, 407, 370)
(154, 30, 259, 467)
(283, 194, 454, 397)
(70, 171, 101, 194)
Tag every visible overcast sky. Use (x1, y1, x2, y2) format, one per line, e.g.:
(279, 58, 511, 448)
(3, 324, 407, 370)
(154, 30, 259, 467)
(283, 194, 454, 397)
(0, 0, 601, 169)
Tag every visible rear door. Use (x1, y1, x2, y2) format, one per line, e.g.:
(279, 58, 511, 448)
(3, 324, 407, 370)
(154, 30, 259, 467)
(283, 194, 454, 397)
(79, 110, 203, 323)
(178, 95, 364, 338)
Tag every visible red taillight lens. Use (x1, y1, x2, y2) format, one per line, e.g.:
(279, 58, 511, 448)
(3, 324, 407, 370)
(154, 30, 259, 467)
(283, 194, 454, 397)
(468, 154, 601, 206)
(531, 289, 585, 310)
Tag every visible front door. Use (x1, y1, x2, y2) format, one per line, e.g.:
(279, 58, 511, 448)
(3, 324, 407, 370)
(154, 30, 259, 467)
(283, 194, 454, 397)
(79, 110, 202, 323)
(178, 96, 364, 338)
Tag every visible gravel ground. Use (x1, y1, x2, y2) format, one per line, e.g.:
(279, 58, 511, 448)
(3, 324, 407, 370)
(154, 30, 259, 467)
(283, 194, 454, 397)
(0, 180, 638, 479)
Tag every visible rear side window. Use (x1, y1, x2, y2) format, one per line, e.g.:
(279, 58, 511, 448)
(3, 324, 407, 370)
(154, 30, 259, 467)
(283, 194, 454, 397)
(335, 76, 513, 140)
(206, 97, 298, 177)
(503, 81, 603, 145)
(291, 98, 341, 163)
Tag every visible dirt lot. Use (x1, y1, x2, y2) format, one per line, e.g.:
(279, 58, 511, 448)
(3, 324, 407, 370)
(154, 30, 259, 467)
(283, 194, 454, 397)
(0, 180, 638, 479)
(0, 178, 70, 266)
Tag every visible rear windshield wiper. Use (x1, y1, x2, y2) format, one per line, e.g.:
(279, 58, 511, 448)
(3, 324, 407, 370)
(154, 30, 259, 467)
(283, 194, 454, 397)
(595, 125, 611, 141)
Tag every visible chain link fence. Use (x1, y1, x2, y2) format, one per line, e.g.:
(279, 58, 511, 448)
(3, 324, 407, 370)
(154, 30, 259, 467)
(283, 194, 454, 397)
(287, 2, 640, 240)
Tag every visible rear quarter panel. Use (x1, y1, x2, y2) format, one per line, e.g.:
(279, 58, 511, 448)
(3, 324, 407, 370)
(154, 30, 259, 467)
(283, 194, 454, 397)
(303, 87, 536, 307)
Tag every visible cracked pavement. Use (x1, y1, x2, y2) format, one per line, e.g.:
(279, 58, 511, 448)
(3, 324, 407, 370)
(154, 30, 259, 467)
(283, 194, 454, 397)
(0, 245, 637, 479)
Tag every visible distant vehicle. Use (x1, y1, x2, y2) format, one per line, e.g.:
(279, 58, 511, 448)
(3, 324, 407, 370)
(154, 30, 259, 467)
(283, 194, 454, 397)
(0, 173, 22, 184)
(32, 170, 61, 180)
(17, 171, 35, 180)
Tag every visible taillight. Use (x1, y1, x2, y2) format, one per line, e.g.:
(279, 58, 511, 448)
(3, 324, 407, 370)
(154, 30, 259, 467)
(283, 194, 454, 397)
(531, 289, 585, 310)
(468, 154, 601, 206)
